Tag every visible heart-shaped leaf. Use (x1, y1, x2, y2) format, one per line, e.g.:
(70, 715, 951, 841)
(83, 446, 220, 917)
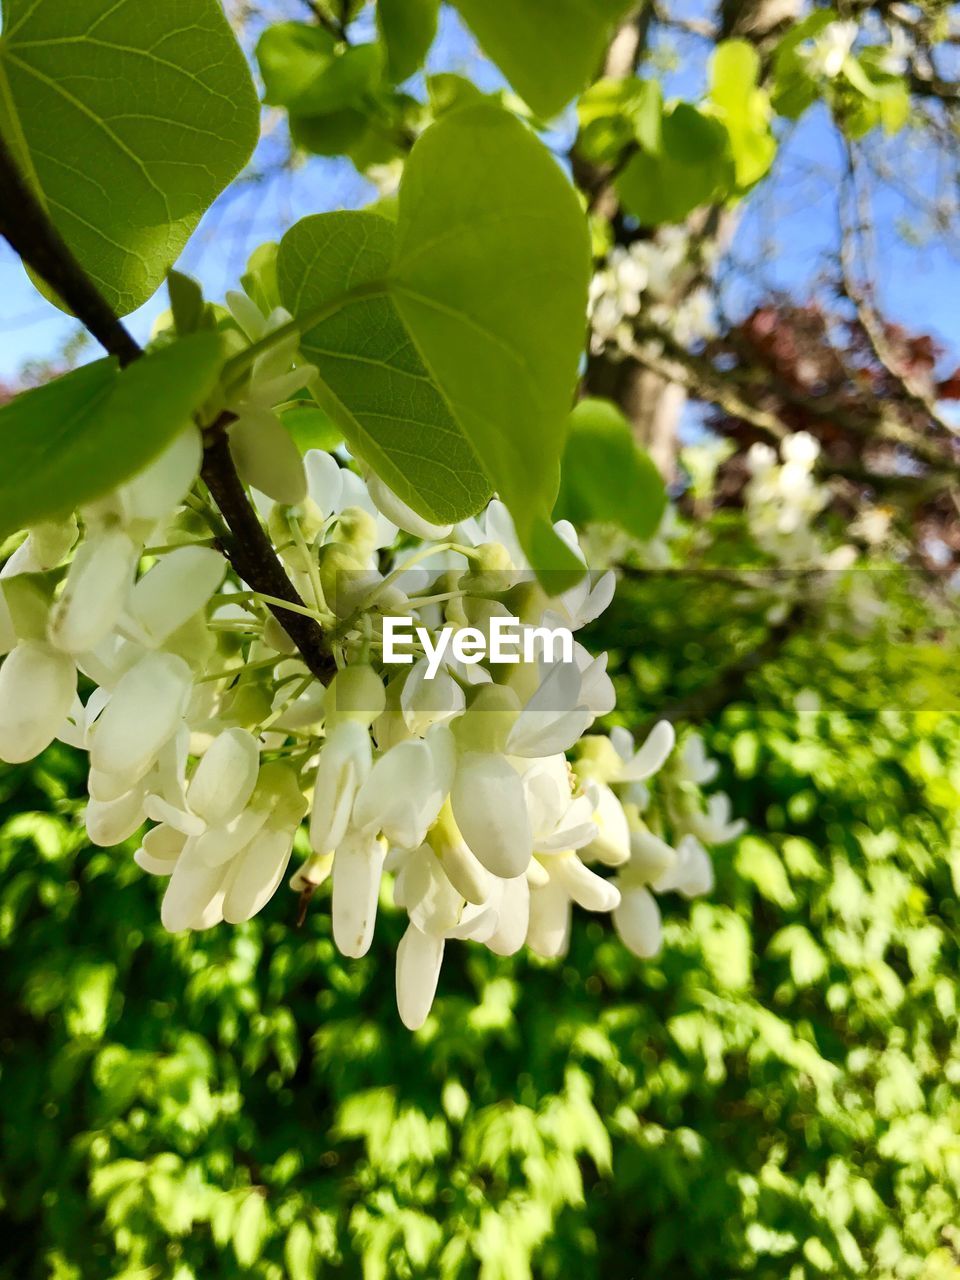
(278, 104, 590, 581)
(0, 0, 259, 315)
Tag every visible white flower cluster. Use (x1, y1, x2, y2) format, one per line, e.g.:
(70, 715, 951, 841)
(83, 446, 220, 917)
(572, 726, 744, 960)
(0, 291, 745, 1030)
(589, 228, 718, 356)
(745, 432, 832, 567)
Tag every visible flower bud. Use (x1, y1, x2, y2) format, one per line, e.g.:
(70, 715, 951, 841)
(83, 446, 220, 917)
(613, 885, 662, 958)
(89, 652, 192, 788)
(187, 728, 260, 828)
(229, 410, 308, 506)
(128, 546, 225, 645)
(332, 828, 387, 957)
(325, 665, 386, 729)
(396, 922, 445, 1030)
(0, 641, 77, 763)
(48, 529, 139, 655)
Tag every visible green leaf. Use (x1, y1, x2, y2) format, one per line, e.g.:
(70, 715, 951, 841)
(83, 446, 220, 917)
(281, 405, 343, 454)
(554, 399, 666, 539)
(167, 272, 208, 337)
(577, 77, 663, 166)
(256, 23, 383, 116)
(771, 9, 838, 119)
(278, 104, 590, 581)
(616, 102, 734, 225)
(232, 1192, 268, 1268)
(0, 0, 259, 316)
(450, 0, 635, 118)
(377, 0, 440, 83)
(708, 40, 776, 190)
(0, 334, 223, 537)
(285, 1222, 315, 1280)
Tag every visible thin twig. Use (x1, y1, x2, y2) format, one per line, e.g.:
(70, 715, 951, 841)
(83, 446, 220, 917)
(0, 133, 335, 684)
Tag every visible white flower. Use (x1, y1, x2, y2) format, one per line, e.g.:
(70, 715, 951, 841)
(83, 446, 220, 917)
(805, 20, 858, 79)
(677, 733, 719, 786)
(451, 751, 532, 878)
(688, 791, 747, 845)
(0, 641, 77, 763)
(613, 884, 662, 958)
(309, 719, 373, 854)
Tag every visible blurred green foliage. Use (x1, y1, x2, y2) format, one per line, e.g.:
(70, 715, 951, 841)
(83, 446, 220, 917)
(2, 569, 960, 1279)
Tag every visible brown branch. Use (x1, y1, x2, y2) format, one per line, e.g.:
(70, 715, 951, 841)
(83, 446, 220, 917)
(0, 132, 141, 367)
(0, 131, 334, 683)
(201, 428, 334, 682)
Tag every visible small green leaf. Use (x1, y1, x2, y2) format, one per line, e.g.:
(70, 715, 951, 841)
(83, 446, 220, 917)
(0, 0, 260, 315)
(427, 73, 488, 116)
(378, 0, 440, 82)
(554, 398, 666, 539)
(232, 1192, 268, 1268)
(279, 104, 590, 581)
(708, 41, 776, 190)
(167, 272, 207, 337)
(257, 23, 383, 116)
(451, 0, 635, 118)
(281, 405, 343, 454)
(0, 334, 223, 537)
(577, 77, 663, 165)
(285, 1222, 315, 1280)
(617, 103, 733, 225)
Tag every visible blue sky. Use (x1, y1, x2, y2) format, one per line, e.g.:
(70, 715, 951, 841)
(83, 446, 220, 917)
(1, 5, 957, 382)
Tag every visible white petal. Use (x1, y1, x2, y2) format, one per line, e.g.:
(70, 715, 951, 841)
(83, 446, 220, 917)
(143, 794, 206, 837)
(193, 806, 270, 867)
(304, 449, 344, 516)
(85, 785, 147, 847)
(187, 728, 260, 828)
(574, 649, 616, 717)
(485, 877, 530, 957)
(621, 719, 676, 782)
(331, 830, 386, 957)
(354, 725, 454, 848)
(47, 529, 139, 655)
(400, 659, 465, 735)
(222, 826, 295, 923)
(309, 720, 371, 854)
(526, 877, 572, 959)
(366, 470, 450, 540)
(396, 924, 445, 1030)
(0, 642, 76, 763)
(434, 830, 494, 906)
(89, 652, 192, 788)
(451, 752, 532, 878)
(582, 783, 631, 867)
(549, 852, 620, 913)
(230, 410, 307, 505)
(627, 824, 676, 883)
(160, 841, 226, 932)
(613, 885, 663, 958)
(128, 546, 225, 645)
(118, 428, 202, 525)
(134, 823, 187, 875)
(394, 844, 462, 935)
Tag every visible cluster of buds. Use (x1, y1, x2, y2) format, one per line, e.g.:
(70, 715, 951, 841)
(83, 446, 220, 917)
(0, 292, 746, 1030)
(588, 227, 718, 356)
